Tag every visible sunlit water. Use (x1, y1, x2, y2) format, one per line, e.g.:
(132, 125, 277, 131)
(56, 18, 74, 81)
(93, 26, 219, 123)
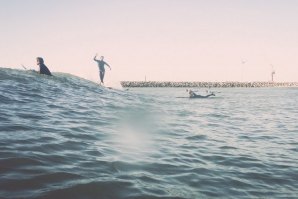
(0, 68, 297, 199)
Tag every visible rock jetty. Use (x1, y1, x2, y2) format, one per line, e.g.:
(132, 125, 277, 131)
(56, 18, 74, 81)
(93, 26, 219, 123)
(121, 81, 298, 88)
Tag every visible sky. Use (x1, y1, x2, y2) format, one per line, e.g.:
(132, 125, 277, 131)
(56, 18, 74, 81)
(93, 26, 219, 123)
(0, 0, 297, 82)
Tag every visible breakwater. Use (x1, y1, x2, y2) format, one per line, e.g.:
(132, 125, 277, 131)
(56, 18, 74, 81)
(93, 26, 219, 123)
(121, 81, 298, 88)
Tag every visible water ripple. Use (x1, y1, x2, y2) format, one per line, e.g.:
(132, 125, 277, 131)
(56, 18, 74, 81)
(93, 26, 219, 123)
(1, 69, 298, 198)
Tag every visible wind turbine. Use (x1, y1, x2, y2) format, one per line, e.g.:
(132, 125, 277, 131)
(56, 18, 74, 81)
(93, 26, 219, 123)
(271, 64, 275, 82)
(241, 59, 247, 82)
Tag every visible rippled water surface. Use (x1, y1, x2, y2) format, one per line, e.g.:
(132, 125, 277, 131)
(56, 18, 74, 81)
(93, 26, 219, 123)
(1, 68, 298, 198)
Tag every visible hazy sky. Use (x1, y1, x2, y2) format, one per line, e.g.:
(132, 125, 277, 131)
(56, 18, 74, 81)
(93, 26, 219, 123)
(0, 0, 297, 82)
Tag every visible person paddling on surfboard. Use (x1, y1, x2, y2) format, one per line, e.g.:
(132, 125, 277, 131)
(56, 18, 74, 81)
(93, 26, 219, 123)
(93, 54, 111, 85)
(36, 57, 52, 76)
(186, 89, 197, 98)
(186, 89, 215, 98)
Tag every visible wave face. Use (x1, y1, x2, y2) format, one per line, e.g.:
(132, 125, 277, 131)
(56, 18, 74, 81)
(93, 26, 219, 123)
(1, 68, 298, 199)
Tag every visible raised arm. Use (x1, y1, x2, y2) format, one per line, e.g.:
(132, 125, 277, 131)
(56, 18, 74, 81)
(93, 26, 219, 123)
(93, 53, 98, 61)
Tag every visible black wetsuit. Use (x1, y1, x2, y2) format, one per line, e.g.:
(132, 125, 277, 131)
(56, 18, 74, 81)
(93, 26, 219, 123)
(94, 60, 109, 83)
(39, 64, 52, 76)
(190, 93, 215, 98)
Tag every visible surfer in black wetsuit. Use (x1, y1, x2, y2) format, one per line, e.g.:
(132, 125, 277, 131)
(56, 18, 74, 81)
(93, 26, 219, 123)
(186, 89, 215, 98)
(93, 54, 111, 85)
(37, 57, 52, 76)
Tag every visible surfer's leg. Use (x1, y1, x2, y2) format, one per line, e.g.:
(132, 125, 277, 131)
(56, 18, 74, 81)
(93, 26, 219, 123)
(100, 71, 105, 83)
(102, 71, 105, 83)
(99, 72, 101, 84)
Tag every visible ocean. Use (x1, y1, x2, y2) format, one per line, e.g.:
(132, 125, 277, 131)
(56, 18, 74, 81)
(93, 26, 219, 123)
(0, 68, 297, 199)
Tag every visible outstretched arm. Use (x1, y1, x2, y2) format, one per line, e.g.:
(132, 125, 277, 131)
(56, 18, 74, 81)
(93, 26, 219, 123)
(105, 62, 111, 70)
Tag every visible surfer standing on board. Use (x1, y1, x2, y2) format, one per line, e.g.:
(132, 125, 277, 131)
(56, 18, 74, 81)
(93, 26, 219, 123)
(93, 54, 111, 85)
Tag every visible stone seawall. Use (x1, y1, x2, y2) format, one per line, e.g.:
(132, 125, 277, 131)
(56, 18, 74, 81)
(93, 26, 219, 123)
(121, 81, 298, 88)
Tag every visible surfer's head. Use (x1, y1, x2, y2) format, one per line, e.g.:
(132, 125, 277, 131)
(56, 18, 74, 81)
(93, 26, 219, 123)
(100, 56, 104, 60)
(36, 57, 44, 65)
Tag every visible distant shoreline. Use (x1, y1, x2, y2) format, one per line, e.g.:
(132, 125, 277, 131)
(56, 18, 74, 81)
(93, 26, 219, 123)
(121, 81, 298, 88)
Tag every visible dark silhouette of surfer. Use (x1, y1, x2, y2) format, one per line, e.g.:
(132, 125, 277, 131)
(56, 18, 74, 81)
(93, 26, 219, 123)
(36, 57, 52, 76)
(93, 54, 111, 84)
(186, 89, 215, 98)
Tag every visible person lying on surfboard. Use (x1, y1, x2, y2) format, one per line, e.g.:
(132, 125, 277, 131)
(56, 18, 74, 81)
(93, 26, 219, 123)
(36, 57, 52, 76)
(93, 54, 111, 85)
(186, 89, 215, 98)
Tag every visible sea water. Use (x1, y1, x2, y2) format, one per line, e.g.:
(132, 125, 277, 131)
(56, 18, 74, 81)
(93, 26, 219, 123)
(0, 68, 297, 198)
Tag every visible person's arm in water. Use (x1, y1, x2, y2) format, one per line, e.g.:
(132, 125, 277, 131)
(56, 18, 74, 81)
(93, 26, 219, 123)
(189, 90, 196, 97)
